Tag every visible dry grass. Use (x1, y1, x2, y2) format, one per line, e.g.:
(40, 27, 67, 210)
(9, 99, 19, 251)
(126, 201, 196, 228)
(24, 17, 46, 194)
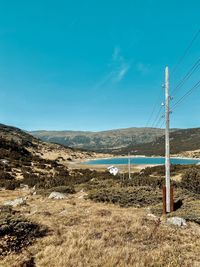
(0, 190, 200, 267)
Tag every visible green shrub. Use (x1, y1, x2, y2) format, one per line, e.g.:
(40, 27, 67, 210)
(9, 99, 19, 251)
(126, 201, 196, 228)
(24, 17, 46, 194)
(0, 179, 21, 190)
(0, 171, 14, 180)
(0, 207, 48, 256)
(88, 186, 162, 207)
(47, 185, 75, 194)
(122, 173, 165, 188)
(181, 168, 200, 194)
(141, 164, 192, 176)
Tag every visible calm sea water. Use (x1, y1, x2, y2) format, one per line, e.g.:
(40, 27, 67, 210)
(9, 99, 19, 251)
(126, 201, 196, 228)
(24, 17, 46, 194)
(86, 157, 200, 165)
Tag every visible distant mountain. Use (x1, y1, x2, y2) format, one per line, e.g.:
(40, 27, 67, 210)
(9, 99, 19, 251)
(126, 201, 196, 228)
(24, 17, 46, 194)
(30, 128, 169, 152)
(30, 127, 200, 157)
(115, 128, 200, 156)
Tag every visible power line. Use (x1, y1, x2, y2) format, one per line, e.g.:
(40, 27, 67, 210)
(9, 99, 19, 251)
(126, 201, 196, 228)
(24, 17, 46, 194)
(171, 28, 200, 76)
(145, 29, 200, 130)
(150, 66, 200, 129)
(154, 114, 164, 128)
(171, 58, 200, 96)
(145, 97, 160, 128)
(151, 103, 164, 128)
(159, 120, 165, 129)
(145, 88, 163, 128)
(171, 79, 200, 110)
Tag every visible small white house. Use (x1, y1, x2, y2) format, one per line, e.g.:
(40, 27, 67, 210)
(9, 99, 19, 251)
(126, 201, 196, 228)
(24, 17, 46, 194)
(107, 166, 119, 176)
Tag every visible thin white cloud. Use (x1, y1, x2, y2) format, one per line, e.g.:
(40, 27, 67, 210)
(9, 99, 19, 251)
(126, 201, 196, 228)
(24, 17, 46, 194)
(111, 46, 130, 82)
(93, 71, 114, 90)
(112, 46, 121, 61)
(94, 46, 130, 90)
(115, 64, 130, 82)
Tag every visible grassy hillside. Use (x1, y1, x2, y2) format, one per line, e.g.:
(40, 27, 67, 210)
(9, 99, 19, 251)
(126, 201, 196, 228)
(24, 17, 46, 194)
(0, 123, 105, 190)
(30, 127, 167, 151)
(115, 128, 200, 156)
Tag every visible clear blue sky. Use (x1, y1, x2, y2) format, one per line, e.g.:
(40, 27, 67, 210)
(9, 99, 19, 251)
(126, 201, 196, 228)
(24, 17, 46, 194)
(0, 0, 200, 131)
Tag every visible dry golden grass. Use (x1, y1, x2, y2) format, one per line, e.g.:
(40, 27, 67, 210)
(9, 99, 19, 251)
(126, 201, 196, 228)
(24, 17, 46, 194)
(171, 173, 182, 182)
(0, 190, 200, 267)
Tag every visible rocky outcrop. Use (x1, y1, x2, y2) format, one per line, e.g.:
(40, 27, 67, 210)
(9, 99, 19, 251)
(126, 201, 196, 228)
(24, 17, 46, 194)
(167, 217, 187, 227)
(48, 192, 66, 199)
(4, 197, 27, 207)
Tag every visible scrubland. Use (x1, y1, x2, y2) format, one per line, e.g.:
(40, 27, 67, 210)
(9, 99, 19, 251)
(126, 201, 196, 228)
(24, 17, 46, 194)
(1, 189, 200, 267)
(1, 164, 200, 267)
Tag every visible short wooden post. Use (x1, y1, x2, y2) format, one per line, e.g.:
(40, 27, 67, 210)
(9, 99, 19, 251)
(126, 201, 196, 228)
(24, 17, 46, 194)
(162, 186, 166, 214)
(170, 185, 174, 212)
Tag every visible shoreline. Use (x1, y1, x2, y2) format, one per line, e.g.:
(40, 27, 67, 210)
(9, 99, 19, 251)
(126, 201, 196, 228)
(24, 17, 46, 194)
(69, 155, 200, 171)
(82, 155, 200, 164)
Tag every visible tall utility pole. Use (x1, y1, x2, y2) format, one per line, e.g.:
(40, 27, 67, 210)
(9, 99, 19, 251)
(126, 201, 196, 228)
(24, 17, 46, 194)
(128, 153, 131, 179)
(165, 66, 171, 213)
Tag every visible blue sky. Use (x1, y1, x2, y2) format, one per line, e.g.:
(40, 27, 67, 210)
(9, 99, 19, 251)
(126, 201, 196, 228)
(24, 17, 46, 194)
(0, 0, 200, 131)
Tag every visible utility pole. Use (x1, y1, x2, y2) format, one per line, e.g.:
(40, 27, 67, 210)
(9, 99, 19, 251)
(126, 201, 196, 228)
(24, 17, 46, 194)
(165, 66, 171, 213)
(128, 153, 131, 179)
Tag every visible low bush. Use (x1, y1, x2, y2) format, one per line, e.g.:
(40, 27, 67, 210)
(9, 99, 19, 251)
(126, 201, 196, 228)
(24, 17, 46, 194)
(0, 171, 14, 180)
(141, 164, 193, 176)
(0, 207, 48, 256)
(0, 179, 21, 190)
(181, 168, 200, 194)
(122, 173, 165, 188)
(123, 173, 178, 189)
(23, 173, 45, 188)
(87, 186, 162, 207)
(47, 185, 76, 194)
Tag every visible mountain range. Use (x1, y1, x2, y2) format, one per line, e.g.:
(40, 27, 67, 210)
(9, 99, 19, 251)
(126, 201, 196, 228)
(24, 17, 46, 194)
(30, 128, 170, 152)
(0, 124, 200, 160)
(114, 127, 200, 157)
(30, 127, 200, 157)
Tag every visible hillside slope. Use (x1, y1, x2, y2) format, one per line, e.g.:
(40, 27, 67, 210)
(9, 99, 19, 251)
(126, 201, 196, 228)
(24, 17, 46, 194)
(115, 128, 200, 157)
(30, 128, 168, 151)
(0, 124, 100, 161)
(0, 124, 105, 186)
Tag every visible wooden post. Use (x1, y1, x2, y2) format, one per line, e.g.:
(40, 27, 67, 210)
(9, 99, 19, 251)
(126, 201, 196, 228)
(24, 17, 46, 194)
(170, 185, 174, 212)
(162, 186, 166, 214)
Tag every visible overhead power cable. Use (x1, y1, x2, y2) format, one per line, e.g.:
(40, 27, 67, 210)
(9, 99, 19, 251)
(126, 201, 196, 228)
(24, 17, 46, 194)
(154, 114, 164, 128)
(171, 80, 200, 110)
(159, 120, 165, 129)
(151, 104, 164, 128)
(145, 89, 163, 128)
(171, 28, 200, 76)
(145, 28, 200, 130)
(171, 58, 200, 96)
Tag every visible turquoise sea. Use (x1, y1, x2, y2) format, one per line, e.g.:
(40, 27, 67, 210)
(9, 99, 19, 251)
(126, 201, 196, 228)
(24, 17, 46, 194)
(86, 157, 200, 165)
